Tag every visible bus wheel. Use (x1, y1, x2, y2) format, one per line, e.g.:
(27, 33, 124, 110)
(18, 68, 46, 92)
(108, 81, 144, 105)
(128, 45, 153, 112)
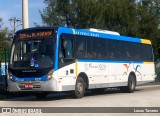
(35, 93, 47, 99)
(72, 77, 85, 98)
(126, 75, 136, 93)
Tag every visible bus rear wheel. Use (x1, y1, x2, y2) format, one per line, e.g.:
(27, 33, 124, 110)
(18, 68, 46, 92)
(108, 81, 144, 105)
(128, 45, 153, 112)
(121, 74, 136, 93)
(127, 74, 136, 93)
(72, 77, 85, 98)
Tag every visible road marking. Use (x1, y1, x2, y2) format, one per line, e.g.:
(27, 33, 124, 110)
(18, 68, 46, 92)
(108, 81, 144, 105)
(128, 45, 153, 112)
(137, 84, 160, 89)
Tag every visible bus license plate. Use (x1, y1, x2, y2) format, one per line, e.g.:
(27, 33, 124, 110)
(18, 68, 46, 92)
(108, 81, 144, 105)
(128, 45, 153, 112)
(24, 84, 33, 89)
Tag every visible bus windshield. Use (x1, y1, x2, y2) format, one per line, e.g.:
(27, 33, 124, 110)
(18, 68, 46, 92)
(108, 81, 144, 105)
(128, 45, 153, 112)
(10, 38, 55, 69)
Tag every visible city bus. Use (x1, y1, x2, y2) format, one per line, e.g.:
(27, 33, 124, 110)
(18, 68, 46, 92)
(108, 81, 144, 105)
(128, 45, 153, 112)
(7, 27, 156, 98)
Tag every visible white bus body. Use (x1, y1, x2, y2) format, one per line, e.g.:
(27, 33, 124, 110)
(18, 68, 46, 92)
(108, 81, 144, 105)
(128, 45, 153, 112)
(8, 27, 156, 98)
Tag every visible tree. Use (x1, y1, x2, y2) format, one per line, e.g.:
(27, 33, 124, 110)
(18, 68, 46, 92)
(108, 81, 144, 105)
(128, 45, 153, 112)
(137, 0, 160, 59)
(40, 0, 77, 27)
(0, 18, 11, 63)
(40, 0, 160, 60)
(40, 0, 139, 33)
(40, 0, 106, 28)
(101, 0, 138, 36)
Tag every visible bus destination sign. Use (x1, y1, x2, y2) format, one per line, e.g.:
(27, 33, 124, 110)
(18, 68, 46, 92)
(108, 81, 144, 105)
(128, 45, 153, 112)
(18, 31, 53, 39)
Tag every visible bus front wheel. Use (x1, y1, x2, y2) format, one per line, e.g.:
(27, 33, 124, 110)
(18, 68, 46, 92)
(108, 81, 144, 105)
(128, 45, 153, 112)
(72, 77, 85, 98)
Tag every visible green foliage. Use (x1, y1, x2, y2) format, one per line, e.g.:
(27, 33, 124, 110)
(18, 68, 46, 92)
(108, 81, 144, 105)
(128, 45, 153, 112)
(40, 0, 76, 27)
(40, 0, 160, 60)
(156, 62, 160, 81)
(0, 18, 11, 63)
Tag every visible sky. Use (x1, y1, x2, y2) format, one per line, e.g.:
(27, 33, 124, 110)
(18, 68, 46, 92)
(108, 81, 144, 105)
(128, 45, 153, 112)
(0, 0, 46, 31)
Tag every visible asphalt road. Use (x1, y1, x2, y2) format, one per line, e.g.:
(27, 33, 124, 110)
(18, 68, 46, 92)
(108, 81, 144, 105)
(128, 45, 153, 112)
(0, 85, 160, 116)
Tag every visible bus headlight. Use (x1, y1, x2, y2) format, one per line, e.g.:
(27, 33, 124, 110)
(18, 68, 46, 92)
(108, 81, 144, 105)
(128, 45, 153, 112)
(8, 72, 14, 81)
(46, 70, 54, 81)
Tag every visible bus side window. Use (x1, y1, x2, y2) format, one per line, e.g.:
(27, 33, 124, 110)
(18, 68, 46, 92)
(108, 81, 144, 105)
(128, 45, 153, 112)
(61, 39, 73, 59)
(76, 37, 86, 58)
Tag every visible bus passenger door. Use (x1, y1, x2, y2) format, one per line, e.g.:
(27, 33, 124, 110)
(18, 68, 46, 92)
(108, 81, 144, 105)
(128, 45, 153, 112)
(57, 34, 76, 90)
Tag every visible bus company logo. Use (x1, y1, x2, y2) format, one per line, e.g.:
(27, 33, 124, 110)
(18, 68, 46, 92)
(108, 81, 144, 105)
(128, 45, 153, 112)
(75, 31, 100, 37)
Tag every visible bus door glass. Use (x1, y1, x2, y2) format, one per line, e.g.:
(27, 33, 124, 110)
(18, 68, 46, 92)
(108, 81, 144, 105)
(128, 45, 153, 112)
(58, 34, 75, 76)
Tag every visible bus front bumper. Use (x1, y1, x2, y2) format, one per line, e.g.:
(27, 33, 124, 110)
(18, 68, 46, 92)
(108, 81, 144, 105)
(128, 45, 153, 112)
(7, 78, 59, 92)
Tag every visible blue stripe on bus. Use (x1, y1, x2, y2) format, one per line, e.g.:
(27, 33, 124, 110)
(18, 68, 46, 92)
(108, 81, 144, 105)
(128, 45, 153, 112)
(77, 59, 143, 64)
(101, 34, 141, 43)
(73, 29, 141, 43)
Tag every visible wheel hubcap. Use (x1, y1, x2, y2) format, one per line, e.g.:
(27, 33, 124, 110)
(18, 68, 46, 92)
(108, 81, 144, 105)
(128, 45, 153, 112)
(130, 80, 134, 90)
(77, 82, 83, 94)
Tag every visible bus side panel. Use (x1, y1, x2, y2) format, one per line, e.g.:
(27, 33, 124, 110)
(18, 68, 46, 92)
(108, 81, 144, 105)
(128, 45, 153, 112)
(137, 63, 156, 85)
(108, 63, 129, 87)
(57, 63, 76, 91)
(77, 61, 109, 89)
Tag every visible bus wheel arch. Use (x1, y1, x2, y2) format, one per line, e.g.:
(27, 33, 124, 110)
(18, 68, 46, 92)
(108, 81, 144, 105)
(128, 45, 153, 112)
(120, 72, 136, 93)
(77, 72, 89, 90)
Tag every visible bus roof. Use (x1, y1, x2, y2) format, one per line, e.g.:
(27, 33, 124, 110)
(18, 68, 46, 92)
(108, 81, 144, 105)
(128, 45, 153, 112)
(70, 27, 151, 45)
(15, 27, 151, 45)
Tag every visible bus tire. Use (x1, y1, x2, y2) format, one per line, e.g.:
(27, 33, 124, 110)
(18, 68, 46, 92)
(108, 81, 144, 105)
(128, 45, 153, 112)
(35, 93, 47, 99)
(126, 74, 136, 93)
(72, 77, 85, 98)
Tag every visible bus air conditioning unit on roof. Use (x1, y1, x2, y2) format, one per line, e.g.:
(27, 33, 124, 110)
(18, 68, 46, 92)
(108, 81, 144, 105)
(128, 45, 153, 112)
(85, 28, 120, 36)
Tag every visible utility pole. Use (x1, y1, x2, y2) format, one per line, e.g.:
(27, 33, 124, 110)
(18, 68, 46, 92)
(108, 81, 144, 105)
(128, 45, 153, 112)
(22, 0, 29, 29)
(9, 17, 21, 34)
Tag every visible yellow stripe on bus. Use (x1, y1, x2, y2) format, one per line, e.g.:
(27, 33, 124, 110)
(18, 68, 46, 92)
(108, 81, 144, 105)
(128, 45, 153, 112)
(76, 59, 78, 77)
(141, 39, 151, 44)
(72, 29, 76, 35)
(143, 62, 154, 64)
